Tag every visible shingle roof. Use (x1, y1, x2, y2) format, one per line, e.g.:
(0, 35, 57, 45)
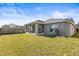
(31, 20, 44, 24)
(45, 18, 67, 24)
(26, 20, 44, 25)
(25, 18, 76, 27)
(45, 18, 76, 27)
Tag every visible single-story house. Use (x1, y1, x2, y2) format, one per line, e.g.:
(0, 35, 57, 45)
(24, 18, 76, 36)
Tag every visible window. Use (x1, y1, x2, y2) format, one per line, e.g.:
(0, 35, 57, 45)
(51, 24, 58, 29)
(30, 26, 33, 32)
(50, 28, 53, 32)
(50, 24, 58, 32)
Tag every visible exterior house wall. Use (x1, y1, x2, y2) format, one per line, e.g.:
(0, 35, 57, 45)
(44, 22, 75, 36)
(25, 20, 75, 36)
(44, 23, 59, 36)
(58, 22, 70, 36)
(44, 24, 51, 35)
(70, 23, 75, 36)
(35, 24, 39, 35)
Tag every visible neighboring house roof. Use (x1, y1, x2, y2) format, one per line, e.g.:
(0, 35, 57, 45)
(1, 23, 24, 29)
(9, 23, 18, 28)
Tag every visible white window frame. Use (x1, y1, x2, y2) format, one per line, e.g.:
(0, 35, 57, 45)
(50, 24, 58, 29)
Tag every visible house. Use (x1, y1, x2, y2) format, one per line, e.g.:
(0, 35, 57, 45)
(24, 18, 76, 36)
(1, 24, 25, 34)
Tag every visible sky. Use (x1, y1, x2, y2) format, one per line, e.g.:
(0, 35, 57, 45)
(0, 3, 79, 27)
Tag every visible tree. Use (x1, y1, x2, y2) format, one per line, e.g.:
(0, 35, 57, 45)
(75, 22, 79, 32)
(78, 22, 79, 27)
(76, 22, 79, 28)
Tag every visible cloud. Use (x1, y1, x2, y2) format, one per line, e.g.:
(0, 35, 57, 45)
(0, 4, 79, 27)
(49, 9, 79, 23)
(0, 7, 27, 18)
(51, 11, 69, 18)
(0, 6, 36, 26)
(51, 11, 72, 18)
(34, 7, 42, 11)
(53, 8, 79, 18)
(16, 7, 25, 14)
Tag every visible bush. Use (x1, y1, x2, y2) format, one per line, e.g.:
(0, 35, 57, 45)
(72, 33, 79, 38)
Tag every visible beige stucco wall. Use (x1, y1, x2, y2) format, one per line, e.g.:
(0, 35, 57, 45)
(70, 23, 75, 36)
(58, 22, 70, 36)
(44, 24, 52, 35)
(44, 22, 75, 36)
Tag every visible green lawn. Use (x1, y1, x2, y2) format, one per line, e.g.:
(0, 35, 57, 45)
(0, 33, 79, 56)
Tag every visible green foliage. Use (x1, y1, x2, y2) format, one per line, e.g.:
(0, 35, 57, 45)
(72, 33, 79, 38)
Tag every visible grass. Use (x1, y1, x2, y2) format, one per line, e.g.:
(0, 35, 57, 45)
(0, 33, 79, 56)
